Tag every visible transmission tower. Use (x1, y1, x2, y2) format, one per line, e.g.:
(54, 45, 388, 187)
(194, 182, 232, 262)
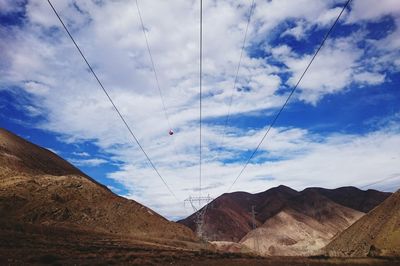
(184, 195, 213, 240)
(251, 205, 260, 253)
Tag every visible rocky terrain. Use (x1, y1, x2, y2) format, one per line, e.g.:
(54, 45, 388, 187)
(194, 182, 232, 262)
(1, 222, 398, 265)
(305, 187, 392, 213)
(240, 189, 364, 255)
(179, 185, 391, 255)
(0, 128, 195, 241)
(326, 189, 400, 257)
(179, 185, 299, 242)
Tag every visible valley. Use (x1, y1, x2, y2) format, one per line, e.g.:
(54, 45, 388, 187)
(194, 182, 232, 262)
(0, 128, 399, 265)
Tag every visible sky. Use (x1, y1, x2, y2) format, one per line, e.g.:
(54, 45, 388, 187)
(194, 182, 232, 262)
(1, 0, 400, 220)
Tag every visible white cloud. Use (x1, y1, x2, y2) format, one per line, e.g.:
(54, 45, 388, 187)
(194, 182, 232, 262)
(353, 71, 386, 85)
(316, 6, 346, 26)
(279, 39, 359, 103)
(0, 0, 24, 14)
(72, 151, 90, 157)
(274, 34, 389, 104)
(24, 105, 42, 117)
(252, 0, 335, 37)
(346, 0, 400, 23)
(45, 147, 59, 155)
(281, 20, 310, 40)
(24, 81, 50, 95)
(69, 158, 107, 167)
(106, 185, 122, 193)
(109, 123, 400, 218)
(366, 18, 400, 72)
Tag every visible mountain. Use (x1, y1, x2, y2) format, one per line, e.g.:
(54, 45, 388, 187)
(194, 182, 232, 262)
(0, 128, 87, 177)
(0, 128, 195, 241)
(178, 185, 389, 243)
(240, 190, 364, 256)
(304, 186, 391, 213)
(178, 185, 299, 242)
(326, 189, 400, 257)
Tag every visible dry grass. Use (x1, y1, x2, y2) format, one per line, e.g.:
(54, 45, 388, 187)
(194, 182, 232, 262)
(0, 223, 232, 265)
(326, 190, 400, 257)
(0, 222, 399, 266)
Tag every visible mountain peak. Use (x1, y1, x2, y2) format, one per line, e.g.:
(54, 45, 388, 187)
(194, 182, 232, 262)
(0, 128, 195, 241)
(304, 186, 392, 213)
(0, 128, 85, 177)
(178, 184, 391, 246)
(276, 184, 294, 190)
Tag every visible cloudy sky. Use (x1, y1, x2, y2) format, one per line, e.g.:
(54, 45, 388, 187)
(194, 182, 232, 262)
(1, 0, 400, 219)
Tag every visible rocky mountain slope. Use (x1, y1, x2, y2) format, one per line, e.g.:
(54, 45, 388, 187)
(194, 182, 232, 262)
(179, 184, 391, 255)
(305, 186, 391, 213)
(179, 185, 299, 242)
(240, 190, 364, 256)
(326, 189, 400, 257)
(0, 128, 195, 241)
(179, 186, 389, 243)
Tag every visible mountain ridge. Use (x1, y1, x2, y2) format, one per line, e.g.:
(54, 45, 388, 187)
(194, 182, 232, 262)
(240, 190, 364, 255)
(0, 128, 196, 242)
(178, 185, 391, 243)
(325, 189, 400, 257)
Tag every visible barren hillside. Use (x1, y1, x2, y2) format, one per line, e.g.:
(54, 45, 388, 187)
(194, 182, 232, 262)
(0, 128, 195, 241)
(179, 185, 389, 244)
(179, 185, 299, 241)
(305, 187, 391, 213)
(240, 192, 364, 256)
(326, 190, 400, 257)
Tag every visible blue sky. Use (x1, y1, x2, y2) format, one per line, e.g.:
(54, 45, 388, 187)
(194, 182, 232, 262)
(1, 0, 399, 219)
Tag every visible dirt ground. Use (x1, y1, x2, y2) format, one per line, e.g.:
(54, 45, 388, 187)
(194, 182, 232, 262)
(0, 223, 399, 266)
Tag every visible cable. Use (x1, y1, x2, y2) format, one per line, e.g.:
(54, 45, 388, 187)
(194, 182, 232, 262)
(47, 0, 179, 202)
(360, 175, 400, 190)
(135, 0, 173, 132)
(199, 0, 203, 199)
(134, 0, 180, 161)
(226, 0, 352, 192)
(219, 0, 256, 152)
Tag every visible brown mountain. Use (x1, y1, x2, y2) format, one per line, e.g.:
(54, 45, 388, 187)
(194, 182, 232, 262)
(0, 128, 87, 177)
(179, 185, 299, 242)
(304, 186, 391, 213)
(178, 185, 389, 243)
(240, 191, 364, 256)
(326, 189, 400, 257)
(0, 128, 195, 241)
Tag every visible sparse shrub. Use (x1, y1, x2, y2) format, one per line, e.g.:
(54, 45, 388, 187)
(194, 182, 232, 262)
(309, 254, 330, 260)
(39, 254, 59, 264)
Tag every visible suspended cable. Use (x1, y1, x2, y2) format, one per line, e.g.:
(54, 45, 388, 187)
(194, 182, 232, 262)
(134, 0, 180, 161)
(219, 0, 256, 151)
(135, 0, 173, 132)
(199, 0, 203, 199)
(227, 0, 352, 193)
(360, 175, 400, 190)
(47, 0, 179, 202)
